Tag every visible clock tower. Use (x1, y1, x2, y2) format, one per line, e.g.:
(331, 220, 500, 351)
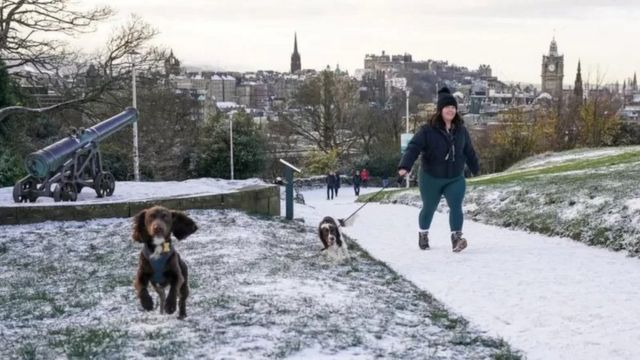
(541, 37, 564, 100)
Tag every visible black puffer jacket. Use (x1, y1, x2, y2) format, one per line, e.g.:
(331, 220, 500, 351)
(398, 124, 479, 178)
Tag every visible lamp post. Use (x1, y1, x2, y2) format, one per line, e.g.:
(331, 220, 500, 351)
(405, 88, 410, 133)
(229, 117, 234, 180)
(129, 50, 141, 181)
(405, 87, 411, 188)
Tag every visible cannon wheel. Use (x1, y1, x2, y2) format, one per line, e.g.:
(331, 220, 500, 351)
(94, 172, 115, 198)
(63, 182, 78, 201)
(53, 184, 62, 202)
(56, 182, 77, 202)
(13, 179, 38, 203)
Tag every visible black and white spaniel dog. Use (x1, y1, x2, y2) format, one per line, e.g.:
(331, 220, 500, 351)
(318, 216, 350, 260)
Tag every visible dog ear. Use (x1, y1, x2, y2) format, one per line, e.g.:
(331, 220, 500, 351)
(132, 209, 148, 243)
(171, 211, 198, 240)
(335, 226, 343, 247)
(318, 224, 328, 249)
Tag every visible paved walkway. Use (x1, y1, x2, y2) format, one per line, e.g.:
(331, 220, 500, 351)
(293, 187, 640, 360)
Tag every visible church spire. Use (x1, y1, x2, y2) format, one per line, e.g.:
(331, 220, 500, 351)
(574, 60, 583, 101)
(290, 32, 301, 73)
(549, 37, 558, 56)
(164, 49, 181, 77)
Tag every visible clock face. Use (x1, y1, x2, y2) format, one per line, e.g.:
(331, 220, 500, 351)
(547, 63, 556, 72)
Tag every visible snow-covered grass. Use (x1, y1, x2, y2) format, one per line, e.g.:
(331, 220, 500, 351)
(471, 147, 640, 186)
(508, 147, 640, 171)
(0, 209, 519, 359)
(383, 145, 640, 256)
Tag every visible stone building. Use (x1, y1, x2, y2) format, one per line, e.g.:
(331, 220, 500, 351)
(541, 38, 564, 100)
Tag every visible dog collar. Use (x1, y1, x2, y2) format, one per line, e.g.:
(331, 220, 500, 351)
(142, 242, 174, 259)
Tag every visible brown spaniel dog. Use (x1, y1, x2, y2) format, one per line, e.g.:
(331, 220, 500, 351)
(132, 206, 198, 319)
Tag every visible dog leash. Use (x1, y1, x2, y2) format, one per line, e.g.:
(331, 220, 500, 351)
(337, 176, 404, 227)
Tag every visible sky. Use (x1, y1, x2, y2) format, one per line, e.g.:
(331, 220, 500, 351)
(70, 0, 640, 85)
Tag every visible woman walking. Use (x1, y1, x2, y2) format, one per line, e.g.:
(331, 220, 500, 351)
(398, 87, 479, 252)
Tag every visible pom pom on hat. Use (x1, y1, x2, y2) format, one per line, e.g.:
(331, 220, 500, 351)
(437, 86, 458, 112)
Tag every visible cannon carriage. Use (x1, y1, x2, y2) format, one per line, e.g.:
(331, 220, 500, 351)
(13, 108, 138, 203)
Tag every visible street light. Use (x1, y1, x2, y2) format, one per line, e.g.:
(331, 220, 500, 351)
(405, 87, 411, 188)
(129, 49, 141, 182)
(229, 117, 234, 180)
(405, 87, 411, 133)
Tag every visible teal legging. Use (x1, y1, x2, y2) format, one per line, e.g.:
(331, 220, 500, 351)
(418, 171, 466, 232)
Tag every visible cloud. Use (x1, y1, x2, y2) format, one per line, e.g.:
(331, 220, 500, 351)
(424, 0, 640, 19)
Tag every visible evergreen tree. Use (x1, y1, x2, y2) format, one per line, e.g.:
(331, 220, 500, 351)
(193, 111, 267, 179)
(0, 60, 17, 108)
(0, 60, 26, 186)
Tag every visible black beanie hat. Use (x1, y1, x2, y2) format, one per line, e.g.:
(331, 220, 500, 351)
(437, 87, 458, 112)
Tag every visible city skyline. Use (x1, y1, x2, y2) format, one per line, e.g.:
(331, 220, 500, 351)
(74, 0, 640, 85)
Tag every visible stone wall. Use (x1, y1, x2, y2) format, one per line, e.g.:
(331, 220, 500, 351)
(0, 184, 279, 225)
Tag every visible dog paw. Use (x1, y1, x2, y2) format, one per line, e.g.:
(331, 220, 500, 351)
(140, 294, 154, 311)
(165, 299, 177, 314)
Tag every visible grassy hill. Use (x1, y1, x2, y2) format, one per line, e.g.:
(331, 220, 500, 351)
(379, 146, 640, 256)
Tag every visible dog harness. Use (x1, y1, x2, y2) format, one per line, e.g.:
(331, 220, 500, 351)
(142, 243, 175, 285)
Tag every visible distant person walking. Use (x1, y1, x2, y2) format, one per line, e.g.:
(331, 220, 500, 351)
(326, 171, 337, 200)
(335, 171, 341, 197)
(398, 87, 479, 252)
(360, 168, 369, 188)
(352, 170, 361, 196)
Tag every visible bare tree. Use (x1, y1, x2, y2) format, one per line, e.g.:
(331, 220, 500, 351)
(0, 0, 113, 71)
(487, 107, 556, 171)
(352, 104, 378, 157)
(0, 14, 163, 122)
(283, 70, 360, 156)
(574, 70, 622, 147)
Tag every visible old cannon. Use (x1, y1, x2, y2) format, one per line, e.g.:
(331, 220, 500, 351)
(13, 107, 138, 203)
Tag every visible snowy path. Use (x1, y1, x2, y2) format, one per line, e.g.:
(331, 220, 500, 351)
(293, 187, 640, 360)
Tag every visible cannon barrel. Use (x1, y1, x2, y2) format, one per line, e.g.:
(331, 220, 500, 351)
(24, 107, 138, 178)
